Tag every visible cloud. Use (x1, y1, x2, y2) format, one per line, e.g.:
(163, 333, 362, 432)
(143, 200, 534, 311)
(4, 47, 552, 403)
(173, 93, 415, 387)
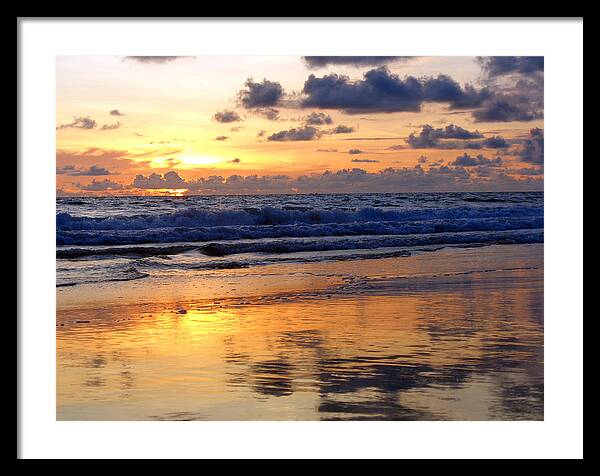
(348, 149, 364, 155)
(517, 128, 544, 164)
(100, 122, 121, 131)
(123, 56, 194, 64)
(351, 158, 379, 163)
(230, 126, 243, 132)
(131, 165, 541, 194)
(407, 124, 483, 148)
(304, 112, 333, 125)
(109, 109, 124, 116)
(254, 107, 280, 121)
(57, 165, 115, 176)
(78, 179, 124, 191)
(238, 78, 284, 108)
(301, 67, 490, 114)
(215, 135, 229, 141)
(472, 96, 543, 122)
(418, 156, 428, 163)
(132, 171, 187, 189)
(477, 56, 544, 78)
(229, 158, 241, 163)
(316, 148, 338, 153)
(328, 125, 355, 134)
(302, 56, 414, 68)
(213, 110, 242, 123)
(450, 153, 503, 167)
(267, 126, 320, 141)
(57, 116, 97, 130)
(516, 166, 544, 176)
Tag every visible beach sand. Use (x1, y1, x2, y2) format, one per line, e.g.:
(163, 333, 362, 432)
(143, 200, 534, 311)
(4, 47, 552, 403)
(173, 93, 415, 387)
(57, 243, 543, 421)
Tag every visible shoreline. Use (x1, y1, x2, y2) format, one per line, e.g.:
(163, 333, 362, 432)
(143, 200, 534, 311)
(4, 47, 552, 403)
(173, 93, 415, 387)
(57, 243, 544, 421)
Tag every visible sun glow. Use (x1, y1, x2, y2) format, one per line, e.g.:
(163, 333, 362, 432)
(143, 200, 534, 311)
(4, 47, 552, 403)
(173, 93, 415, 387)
(176, 155, 224, 168)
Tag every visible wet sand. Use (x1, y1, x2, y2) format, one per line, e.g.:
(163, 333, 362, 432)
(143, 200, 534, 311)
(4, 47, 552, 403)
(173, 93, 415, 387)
(57, 243, 543, 420)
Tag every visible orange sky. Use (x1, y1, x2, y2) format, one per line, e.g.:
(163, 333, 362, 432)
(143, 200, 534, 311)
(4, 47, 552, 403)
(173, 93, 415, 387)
(56, 56, 544, 195)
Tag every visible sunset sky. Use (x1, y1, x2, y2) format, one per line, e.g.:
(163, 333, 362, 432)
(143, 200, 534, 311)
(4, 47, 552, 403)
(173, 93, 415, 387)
(56, 55, 544, 195)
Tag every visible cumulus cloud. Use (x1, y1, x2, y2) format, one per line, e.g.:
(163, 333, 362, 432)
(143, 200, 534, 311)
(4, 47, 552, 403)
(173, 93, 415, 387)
(57, 164, 115, 176)
(238, 78, 284, 108)
(123, 56, 194, 64)
(78, 179, 124, 191)
(302, 56, 414, 68)
(215, 135, 229, 141)
(109, 109, 124, 116)
(477, 56, 544, 78)
(407, 124, 483, 148)
(131, 165, 541, 194)
(405, 125, 511, 150)
(132, 171, 187, 189)
(517, 128, 544, 164)
(57, 116, 97, 130)
(267, 126, 320, 141)
(304, 112, 333, 125)
(302, 67, 490, 114)
(213, 110, 242, 123)
(472, 96, 543, 122)
(450, 153, 503, 167)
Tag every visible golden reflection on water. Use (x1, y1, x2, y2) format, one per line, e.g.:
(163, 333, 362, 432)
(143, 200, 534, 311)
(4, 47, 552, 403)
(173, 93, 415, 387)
(57, 265, 543, 421)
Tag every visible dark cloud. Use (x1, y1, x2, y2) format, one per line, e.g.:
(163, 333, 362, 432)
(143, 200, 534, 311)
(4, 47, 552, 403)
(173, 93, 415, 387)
(407, 124, 484, 148)
(517, 128, 544, 164)
(229, 158, 241, 164)
(328, 125, 355, 134)
(213, 110, 242, 123)
(450, 153, 503, 167)
(109, 109, 124, 116)
(78, 179, 123, 191)
(351, 158, 379, 163)
(477, 56, 544, 78)
(472, 96, 543, 122)
(238, 78, 284, 108)
(57, 165, 115, 176)
(446, 84, 494, 109)
(305, 112, 333, 125)
(302, 67, 490, 114)
(516, 166, 544, 176)
(302, 56, 414, 68)
(100, 122, 121, 131)
(123, 56, 194, 64)
(348, 149, 364, 155)
(418, 156, 428, 163)
(267, 126, 320, 141)
(131, 165, 541, 194)
(132, 171, 187, 189)
(57, 116, 97, 130)
(215, 135, 229, 141)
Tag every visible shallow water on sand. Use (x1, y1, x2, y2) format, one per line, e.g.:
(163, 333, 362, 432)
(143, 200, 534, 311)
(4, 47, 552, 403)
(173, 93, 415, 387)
(57, 244, 543, 421)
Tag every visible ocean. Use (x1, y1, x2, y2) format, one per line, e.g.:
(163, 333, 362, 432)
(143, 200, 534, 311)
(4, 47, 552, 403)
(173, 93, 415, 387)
(56, 191, 543, 287)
